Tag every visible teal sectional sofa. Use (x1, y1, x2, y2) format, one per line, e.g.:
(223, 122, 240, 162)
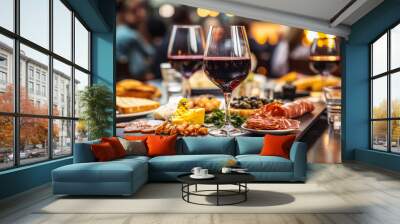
(52, 137, 307, 196)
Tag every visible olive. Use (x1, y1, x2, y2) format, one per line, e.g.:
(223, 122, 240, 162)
(250, 96, 257, 100)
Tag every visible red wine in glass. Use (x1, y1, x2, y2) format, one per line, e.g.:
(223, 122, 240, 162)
(168, 55, 203, 79)
(309, 55, 340, 75)
(167, 25, 205, 98)
(203, 57, 251, 92)
(203, 25, 251, 137)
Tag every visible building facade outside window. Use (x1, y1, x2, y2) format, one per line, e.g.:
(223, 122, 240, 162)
(0, 53, 8, 91)
(0, 0, 91, 170)
(370, 22, 400, 154)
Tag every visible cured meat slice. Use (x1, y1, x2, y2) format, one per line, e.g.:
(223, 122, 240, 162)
(245, 115, 300, 130)
(260, 99, 314, 118)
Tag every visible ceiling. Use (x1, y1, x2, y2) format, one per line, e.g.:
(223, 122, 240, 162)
(227, 0, 353, 22)
(168, 0, 384, 38)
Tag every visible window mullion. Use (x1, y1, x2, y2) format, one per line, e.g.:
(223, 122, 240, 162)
(48, 0, 54, 160)
(388, 30, 391, 152)
(13, 0, 20, 167)
(71, 10, 76, 154)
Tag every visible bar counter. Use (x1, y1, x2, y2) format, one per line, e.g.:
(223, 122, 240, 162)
(116, 102, 326, 138)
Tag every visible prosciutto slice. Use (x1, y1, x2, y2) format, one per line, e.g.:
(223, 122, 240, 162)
(261, 100, 314, 118)
(282, 100, 315, 118)
(245, 115, 300, 130)
(244, 99, 314, 130)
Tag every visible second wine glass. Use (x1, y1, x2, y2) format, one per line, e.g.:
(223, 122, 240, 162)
(203, 25, 251, 136)
(167, 25, 205, 98)
(309, 36, 340, 83)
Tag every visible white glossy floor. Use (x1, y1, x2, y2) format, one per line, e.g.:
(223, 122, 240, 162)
(1, 163, 400, 224)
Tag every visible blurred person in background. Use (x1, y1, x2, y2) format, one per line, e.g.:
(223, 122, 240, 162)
(270, 29, 290, 77)
(247, 22, 290, 78)
(116, 0, 155, 81)
(156, 6, 194, 76)
(146, 16, 167, 79)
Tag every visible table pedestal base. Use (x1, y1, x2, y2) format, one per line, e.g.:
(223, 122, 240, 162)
(181, 183, 249, 206)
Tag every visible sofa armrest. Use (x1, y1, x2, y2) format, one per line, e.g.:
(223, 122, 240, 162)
(289, 142, 307, 181)
(73, 140, 100, 163)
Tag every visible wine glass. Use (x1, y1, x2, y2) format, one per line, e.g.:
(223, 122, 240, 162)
(309, 36, 340, 86)
(203, 26, 251, 136)
(167, 25, 205, 98)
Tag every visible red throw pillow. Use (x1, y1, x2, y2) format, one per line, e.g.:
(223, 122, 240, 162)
(260, 134, 296, 159)
(146, 135, 177, 157)
(91, 142, 117, 162)
(101, 137, 126, 158)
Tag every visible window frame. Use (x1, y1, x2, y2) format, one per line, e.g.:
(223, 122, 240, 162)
(370, 21, 400, 154)
(0, 0, 92, 171)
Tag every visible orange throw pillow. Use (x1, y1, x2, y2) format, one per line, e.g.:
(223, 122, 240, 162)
(101, 137, 127, 158)
(146, 135, 177, 157)
(260, 134, 296, 159)
(91, 142, 117, 162)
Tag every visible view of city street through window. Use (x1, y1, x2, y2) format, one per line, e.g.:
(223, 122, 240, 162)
(0, 0, 90, 170)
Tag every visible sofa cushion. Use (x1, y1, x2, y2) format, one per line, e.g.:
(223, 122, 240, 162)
(119, 138, 148, 156)
(236, 137, 263, 155)
(115, 155, 150, 163)
(236, 155, 293, 172)
(149, 154, 235, 172)
(181, 137, 235, 155)
(101, 137, 127, 158)
(53, 158, 147, 183)
(260, 134, 296, 159)
(147, 135, 177, 157)
(73, 140, 100, 163)
(90, 142, 118, 162)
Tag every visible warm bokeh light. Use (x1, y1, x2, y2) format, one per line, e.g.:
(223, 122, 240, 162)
(197, 8, 209, 17)
(249, 22, 288, 45)
(159, 4, 175, 18)
(208, 10, 220, 17)
(303, 30, 336, 46)
(304, 30, 319, 43)
(196, 8, 220, 18)
(225, 13, 234, 17)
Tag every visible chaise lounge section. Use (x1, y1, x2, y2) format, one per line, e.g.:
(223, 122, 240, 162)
(52, 136, 307, 196)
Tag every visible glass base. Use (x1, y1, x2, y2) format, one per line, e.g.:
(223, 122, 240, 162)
(208, 125, 248, 137)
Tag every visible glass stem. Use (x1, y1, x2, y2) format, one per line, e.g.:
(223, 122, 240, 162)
(322, 71, 329, 88)
(223, 92, 232, 127)
(182, 77, 191, 98)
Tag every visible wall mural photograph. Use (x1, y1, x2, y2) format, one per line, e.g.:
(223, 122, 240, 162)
(114, 0, 342, 163)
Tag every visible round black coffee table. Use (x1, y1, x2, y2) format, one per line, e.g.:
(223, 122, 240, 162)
(177, 173, 255, 206)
